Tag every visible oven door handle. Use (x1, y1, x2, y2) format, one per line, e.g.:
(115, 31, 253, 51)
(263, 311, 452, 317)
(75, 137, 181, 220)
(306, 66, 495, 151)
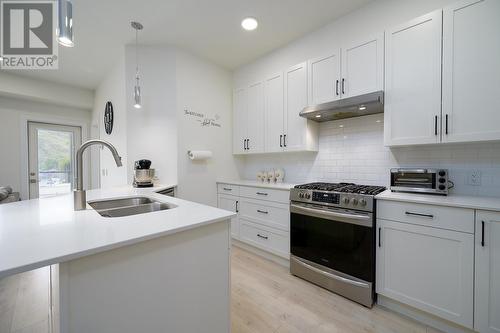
(290, 204, 372, 227)
(292, 256, 370, 288)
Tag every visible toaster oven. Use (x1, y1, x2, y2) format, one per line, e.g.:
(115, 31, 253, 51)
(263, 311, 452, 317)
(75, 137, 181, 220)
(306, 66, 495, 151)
(390, 168, 449, 195)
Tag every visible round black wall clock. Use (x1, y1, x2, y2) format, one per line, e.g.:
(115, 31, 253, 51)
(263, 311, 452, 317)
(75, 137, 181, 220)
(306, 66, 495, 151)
(104, 101, 114, 135)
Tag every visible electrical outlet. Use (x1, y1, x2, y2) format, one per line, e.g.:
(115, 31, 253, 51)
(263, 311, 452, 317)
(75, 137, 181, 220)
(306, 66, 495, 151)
(467, 170, 482, 186)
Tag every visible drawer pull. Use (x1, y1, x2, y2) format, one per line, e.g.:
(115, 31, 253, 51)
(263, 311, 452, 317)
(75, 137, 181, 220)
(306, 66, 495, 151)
(257, 209, 269, 214)
(223, 187, 232, 191)
(256, 192, 268, 196)
(405, 211, 434, 219)
(257, 233, 268, 240)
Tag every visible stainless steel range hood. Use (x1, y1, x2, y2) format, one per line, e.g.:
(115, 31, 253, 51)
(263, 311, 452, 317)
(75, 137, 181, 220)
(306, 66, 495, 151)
(300, 91, 384, 122)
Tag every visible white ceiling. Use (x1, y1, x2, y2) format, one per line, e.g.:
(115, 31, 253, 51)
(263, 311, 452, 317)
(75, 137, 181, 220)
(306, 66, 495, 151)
(7, 0, 373, 89)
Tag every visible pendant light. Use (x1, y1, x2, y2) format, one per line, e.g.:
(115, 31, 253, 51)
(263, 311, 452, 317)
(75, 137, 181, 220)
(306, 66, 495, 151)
(57, 0, 74, 47)
(131, 21, 143, 109)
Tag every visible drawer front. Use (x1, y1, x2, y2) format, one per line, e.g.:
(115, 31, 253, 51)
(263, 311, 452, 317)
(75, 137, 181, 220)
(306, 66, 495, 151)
(239, 200, 289, 231)
(239, 186, 289, 204)
(377, 200, 474, 233)
(217, 183, 240, 196)
(239, 219, 289, 258)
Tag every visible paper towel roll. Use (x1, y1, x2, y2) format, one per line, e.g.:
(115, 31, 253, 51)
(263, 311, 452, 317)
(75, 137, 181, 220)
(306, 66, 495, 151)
(187, 150, 213, 160)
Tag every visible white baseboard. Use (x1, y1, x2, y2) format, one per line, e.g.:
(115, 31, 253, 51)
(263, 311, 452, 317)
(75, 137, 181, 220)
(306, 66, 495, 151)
(231, 239, 290, 268)
(377, 295, 475, 333)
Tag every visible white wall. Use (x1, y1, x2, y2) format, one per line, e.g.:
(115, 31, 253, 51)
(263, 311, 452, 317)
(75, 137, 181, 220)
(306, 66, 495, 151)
(124, 46, 178, 186)
(235, 0, 500, 197)
(0, 96, 90, 199)
(92, 50, 128, 189)
(0, 72, 94, 109)
(176, 49, 242, 206)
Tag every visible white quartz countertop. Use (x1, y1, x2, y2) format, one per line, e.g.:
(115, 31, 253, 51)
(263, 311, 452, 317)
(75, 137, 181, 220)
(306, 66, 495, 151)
(376, 190, 500, 212)
(217, 179, 296, 190)
(0, 185, 234, 279)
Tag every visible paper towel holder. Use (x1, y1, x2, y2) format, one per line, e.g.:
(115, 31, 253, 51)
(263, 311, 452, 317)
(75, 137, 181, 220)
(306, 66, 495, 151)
(187, 150, 213, 161)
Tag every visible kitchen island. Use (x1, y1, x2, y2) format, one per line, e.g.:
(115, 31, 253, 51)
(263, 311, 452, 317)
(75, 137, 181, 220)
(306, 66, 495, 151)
(0, 186, 234, 333)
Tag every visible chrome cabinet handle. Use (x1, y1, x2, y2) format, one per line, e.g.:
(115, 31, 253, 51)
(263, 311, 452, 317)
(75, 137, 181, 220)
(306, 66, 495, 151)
(405, 211, 434, 219)
(257, 234, 268, 240)
(256, 192, 268, 196)
(257, 209, 268, 214)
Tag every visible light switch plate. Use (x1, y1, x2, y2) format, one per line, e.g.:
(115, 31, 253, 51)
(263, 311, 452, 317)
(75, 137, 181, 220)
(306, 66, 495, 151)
(467, 170, 482, 186)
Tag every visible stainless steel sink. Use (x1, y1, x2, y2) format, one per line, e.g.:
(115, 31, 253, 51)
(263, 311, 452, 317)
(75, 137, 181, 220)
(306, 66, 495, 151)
(88, 196, 177, 218)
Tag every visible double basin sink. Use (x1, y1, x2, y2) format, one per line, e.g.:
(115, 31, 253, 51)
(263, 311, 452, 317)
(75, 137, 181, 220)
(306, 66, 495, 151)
(88, 197, 177, 218)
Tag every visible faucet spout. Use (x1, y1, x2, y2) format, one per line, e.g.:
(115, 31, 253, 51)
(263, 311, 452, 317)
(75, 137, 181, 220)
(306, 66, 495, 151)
(74, 139, 123, 210)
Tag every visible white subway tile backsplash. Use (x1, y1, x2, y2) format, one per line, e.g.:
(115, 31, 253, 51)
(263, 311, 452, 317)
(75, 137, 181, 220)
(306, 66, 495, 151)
(241, 114, 500, 197)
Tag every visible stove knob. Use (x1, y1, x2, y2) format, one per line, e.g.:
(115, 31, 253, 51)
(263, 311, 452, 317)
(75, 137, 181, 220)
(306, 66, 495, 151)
(359, 199, 367, 206)
(343, 197, 350, 205)
(305, 193, 311, 199)
(352, 198, 358, 206)
(299, 192, 304, 198)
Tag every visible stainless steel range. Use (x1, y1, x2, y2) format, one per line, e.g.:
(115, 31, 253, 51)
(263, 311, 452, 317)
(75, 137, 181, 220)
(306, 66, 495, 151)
(289, 182, 386, 307)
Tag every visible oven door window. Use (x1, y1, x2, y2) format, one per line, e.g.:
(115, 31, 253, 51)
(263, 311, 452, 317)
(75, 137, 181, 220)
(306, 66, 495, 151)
(291, 212, 373, 282)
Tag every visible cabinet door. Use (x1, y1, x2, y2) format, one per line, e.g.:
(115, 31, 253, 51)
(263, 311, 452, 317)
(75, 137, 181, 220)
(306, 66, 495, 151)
(265, 73, 285, 153)
(384, 10, 442, 146)
(442, 0, 500, 143)
(376, 219, 474, 328)
(218, 194, 239, 239)
(308, 51, 341, 105)
(475, 211, 500, 333)
(233, 88, 247, 154)
(284, 62, 308, 151)
(341, 34, 383, 98)
(246, 81, 265, 153)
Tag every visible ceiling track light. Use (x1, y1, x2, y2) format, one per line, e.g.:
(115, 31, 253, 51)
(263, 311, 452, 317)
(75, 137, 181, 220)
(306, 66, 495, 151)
(57, 0, 74, 47)
(131, 21, 143, 109)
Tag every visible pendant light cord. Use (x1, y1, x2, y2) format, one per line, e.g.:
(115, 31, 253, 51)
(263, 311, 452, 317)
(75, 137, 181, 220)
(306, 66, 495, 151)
(135, 28, 139, 81)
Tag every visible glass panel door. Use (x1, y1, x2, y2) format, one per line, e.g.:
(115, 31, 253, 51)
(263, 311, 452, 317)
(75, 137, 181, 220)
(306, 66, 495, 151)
(28, 122, 82, 199)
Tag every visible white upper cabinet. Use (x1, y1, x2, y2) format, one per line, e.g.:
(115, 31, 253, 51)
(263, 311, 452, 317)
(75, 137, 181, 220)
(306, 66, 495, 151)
(233, 88, 247, 154)
(246, 81, 265, 153)
(384, 10, 443, 146)
(475, 211, 500, 333)
(442, 0, 500, 143)
(341, 34, 384, 98)
(265, 73, 285, 153)
(308, 51, 341, 105)
(284, 62, 318, 152)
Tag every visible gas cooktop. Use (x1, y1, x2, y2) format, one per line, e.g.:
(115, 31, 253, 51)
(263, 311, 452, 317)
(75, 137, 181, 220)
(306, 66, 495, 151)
(294, 182, 386, 195)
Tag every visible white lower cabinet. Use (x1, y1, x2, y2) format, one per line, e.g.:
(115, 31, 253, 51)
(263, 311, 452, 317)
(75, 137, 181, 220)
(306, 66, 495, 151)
(217, 183, 290, 258)
(376, 215, 474, 328)
(475, 211, 500, 333)
(217, 194, 239, 238)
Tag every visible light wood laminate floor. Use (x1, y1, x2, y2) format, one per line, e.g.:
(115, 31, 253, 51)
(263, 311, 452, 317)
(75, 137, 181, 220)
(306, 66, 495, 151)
(0, 246, 442, 333)
(231, 245, 442, 333)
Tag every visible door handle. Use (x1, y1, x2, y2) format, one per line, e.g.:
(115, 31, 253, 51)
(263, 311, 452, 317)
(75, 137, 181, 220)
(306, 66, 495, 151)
(341, 78, 345, 95)
(257, 209, 269, 214)
(378, 227, 381, 247)
(405, 211, 434, 219)
(243, 139, 246, 150)
(235, 201, 239, 213)
(445, 114, 449, 135)
(336, 80, 339, 96)
(247, 139, 250, 150)
(257, 234, 268, 240)
(280, 135, 283, 147)
(283, 134, 287, 147)
(256, 192, 268, 196)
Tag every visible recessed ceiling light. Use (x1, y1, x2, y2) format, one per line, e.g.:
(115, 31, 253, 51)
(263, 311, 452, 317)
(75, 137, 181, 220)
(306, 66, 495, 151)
(339, 125, 344, 128)
(241, 17, 258, 31)
(315, 114, 322, 118)
(359, 105, 367, 111)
